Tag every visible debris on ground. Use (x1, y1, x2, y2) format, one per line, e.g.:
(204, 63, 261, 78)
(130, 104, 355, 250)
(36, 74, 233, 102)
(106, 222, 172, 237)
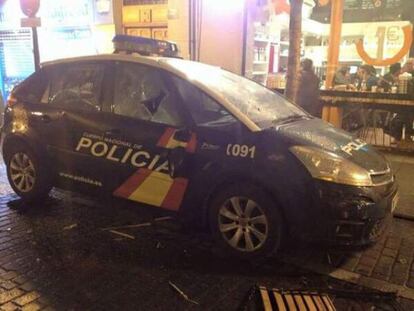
(101, 222, 152, 231)
(0, 227, 11, 232)
(398, 258, 408, 264)
(169, 281, 199, 305)
(108, 230, 135, 240)
(327, 253, 332, 266)
(154, 216, 173, 222)
(63, 224, 78, 231)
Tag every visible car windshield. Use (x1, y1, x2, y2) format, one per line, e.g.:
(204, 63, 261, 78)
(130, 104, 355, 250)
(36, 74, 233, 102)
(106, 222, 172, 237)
(163, 59, 308, 129)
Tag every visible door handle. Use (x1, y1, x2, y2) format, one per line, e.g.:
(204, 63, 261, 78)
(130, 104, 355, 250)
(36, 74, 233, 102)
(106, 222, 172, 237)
(105, 128, 121, 136)
(32, 111, 66, 123)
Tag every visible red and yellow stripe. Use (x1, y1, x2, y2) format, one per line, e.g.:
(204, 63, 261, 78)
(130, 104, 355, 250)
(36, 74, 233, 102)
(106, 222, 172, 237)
(114, 168, 188, 211)
(157, 128, 197, 153)
(114, 128, 196, 211)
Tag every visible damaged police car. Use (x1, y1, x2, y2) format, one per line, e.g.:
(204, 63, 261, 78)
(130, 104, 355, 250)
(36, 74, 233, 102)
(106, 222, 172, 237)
(1, 36, 398, 259)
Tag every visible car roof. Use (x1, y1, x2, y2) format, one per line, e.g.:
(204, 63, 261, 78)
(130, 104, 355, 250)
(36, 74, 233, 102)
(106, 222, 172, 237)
(41, 54, 165, 69)
(41, 54, 260, 132)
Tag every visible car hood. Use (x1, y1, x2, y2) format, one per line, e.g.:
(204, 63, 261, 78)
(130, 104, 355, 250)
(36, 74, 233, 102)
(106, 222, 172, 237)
(276, 118, 389, 173)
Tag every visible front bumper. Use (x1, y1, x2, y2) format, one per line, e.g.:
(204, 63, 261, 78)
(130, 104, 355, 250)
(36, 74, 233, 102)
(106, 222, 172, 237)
(305, 179, 398, 246)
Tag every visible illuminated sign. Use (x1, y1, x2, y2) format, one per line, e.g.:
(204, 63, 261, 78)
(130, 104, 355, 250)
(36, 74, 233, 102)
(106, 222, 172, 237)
(19, 0, 40, 17)
(355, 24, 413, 66)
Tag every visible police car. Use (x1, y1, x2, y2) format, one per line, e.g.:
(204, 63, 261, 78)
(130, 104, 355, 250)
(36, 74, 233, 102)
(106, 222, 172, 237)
(1, 36, 398, 259)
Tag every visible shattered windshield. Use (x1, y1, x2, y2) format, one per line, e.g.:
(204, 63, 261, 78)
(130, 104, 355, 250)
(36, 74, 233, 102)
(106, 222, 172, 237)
(163, 59, 308, 129)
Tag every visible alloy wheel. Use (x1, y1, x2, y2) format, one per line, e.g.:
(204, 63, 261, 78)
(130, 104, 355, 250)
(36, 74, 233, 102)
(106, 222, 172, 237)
(218, 196, 269, 252)
(9, 152, 36, 193)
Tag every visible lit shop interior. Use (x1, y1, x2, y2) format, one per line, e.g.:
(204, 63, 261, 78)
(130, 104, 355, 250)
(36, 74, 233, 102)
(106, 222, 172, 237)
(0, 0, 115, 98)
(2, 0, 413, 94)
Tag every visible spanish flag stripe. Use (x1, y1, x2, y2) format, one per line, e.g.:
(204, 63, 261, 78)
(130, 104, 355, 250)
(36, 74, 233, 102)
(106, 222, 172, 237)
(161, 178, 189, 211)
(113, 169, 152, 199)
(157, 128, 175, 148)
(185, 133, 197, 153)
(128, 171, 173, 207)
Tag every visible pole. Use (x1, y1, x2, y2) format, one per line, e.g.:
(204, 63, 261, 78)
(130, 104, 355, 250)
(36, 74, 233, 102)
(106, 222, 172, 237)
(284, 0, 303, 103)
(322, 0, 344, 127)
(241, 0, 248, 76)
(112, 0, 123, 35)
(32, 26, 40, 72)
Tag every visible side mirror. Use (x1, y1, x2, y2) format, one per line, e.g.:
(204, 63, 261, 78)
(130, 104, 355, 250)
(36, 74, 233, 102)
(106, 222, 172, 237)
(167, 146, 187, 178)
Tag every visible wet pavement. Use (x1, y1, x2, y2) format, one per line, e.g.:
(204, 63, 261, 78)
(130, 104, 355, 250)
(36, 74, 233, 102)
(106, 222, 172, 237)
(0, 155, 413, 310)
(386, 153, 414, 220)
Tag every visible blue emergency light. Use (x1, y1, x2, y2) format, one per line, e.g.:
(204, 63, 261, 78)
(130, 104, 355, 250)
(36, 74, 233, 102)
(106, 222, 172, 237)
(113, 35, 180, 58)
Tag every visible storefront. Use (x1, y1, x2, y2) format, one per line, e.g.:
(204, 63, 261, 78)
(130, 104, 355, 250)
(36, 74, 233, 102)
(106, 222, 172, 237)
(121, 0, 168, 40)
(173, 0, 413, 150)
(0, 0, 116, 98)
(163, 0, 413, 89)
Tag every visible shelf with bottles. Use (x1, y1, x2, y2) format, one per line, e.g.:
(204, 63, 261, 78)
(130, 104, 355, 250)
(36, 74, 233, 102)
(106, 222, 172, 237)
(254, 37, 269, 44)
(252, 71, 268, 75)
(250, 22, 271, 85)
(253, 61, 268, 65)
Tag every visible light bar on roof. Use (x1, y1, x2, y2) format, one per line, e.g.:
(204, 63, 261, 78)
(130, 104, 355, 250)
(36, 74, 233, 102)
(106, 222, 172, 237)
(113, 35, 180, 58)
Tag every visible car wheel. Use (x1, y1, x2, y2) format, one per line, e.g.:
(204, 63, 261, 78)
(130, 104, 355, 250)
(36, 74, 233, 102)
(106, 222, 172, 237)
(209, 183, 283, 260)
(6, 143, 52, 202)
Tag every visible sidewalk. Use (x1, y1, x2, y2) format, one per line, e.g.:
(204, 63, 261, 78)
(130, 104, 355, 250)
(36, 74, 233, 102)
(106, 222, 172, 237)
(282, 152, 414, 301)
(386, 153, 414, 219)
(282, 218, 414, 299)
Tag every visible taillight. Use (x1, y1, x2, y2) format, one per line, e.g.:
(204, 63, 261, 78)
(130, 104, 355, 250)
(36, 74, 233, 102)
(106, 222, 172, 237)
(6, 93, 17, 107)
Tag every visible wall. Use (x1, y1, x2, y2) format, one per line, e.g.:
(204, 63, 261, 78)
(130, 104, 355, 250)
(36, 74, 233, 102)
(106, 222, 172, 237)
(197, 0, 245, 74)
(167, 0, 190, 59)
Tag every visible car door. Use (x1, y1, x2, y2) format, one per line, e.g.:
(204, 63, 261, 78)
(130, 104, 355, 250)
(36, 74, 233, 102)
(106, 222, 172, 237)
(166, 75, 252, 204)
(28, 61, 115, 193)
(99, 61, 196, 211)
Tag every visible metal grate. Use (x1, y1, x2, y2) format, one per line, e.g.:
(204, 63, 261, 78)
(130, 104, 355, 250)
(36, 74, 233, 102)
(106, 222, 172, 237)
(342, 107, 414, 152)
(259, 286, 336, 311)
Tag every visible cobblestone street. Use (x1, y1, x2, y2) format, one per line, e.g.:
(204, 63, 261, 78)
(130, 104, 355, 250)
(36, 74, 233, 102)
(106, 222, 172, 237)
(0, 155, 412, 310)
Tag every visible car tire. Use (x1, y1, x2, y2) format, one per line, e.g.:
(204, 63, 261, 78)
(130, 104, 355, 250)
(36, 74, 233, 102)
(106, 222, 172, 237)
(209, 183, 283, 260)
(5, 143, 52, 202)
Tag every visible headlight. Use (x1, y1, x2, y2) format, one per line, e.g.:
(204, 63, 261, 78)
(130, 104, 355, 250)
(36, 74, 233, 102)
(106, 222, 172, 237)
(290, 146, 372, 187)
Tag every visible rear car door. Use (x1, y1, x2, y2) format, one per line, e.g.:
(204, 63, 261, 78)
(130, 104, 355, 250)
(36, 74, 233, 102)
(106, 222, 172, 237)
(95, 61, 195, 211)
(28, 61, 114, 193)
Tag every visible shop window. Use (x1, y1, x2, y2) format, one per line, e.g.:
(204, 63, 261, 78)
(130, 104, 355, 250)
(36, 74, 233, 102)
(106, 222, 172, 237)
(113, 63, 183, 127)
(48, 63, 105, 111)
(13, 69, 49, 104)
(171, 76, 237, 127)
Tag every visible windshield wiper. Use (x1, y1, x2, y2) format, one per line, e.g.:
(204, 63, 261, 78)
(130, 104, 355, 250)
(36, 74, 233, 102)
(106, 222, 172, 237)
(272, 115, 310, 125)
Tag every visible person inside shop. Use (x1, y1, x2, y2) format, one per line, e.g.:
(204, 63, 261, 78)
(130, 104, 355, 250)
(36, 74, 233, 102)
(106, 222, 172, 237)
(358, 64, 379, 91)
(297, 58, 321, 117)
(378, 63, 401, 92)
(402, 58, 414, 76)
(398, 58, 414, 140)
(350, 66, 364, 89)
(332, 66, 356, 90)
